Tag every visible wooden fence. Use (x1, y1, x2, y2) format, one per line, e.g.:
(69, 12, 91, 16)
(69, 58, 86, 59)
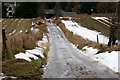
(2, 29, 7, 59)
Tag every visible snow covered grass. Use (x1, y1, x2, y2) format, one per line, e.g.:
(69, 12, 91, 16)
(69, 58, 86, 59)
(55, 18, 120, 73)
(94, 51, 119, 72)
(8, 30, 16, 35)
(6, 27, 48, 60)
(61, 20, 109, 44)
(55, 19, 120, 52)
(92, 17, 112, 27)
(79, 46, 119, 73)
(15, 36, 48, 61)
(6, 32, 39, 58)
(2, 59, 44, 79)
(2, 19, 32, 35)
(2, 18, 45, 35)
(15, 52, 38, 61)
(2, 18, 49, 78)
(60, 17, 72, 20)
(3, 18, 48, 60)
(71, 43, 119, 72)
(0, 19, 2, 22)
(2, 34, 49, 79)
(71, 15, 110, 37)
(2, 36, 49, 78)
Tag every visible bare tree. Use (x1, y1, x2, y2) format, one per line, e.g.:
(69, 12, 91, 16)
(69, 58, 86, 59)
(97, 2, 116, 14)
(116, 1, 120, 41)
(37, 3, 46, 18)
(108, 2, 120, 46)
(72, 3, 81, 14)
(54, 2, 61, 19)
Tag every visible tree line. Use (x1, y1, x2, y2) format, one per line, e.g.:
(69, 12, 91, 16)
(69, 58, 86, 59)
(2, 2, 118, 18)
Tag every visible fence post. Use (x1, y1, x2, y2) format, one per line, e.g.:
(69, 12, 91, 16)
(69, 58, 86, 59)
(2, 29, 7, 59)
(97, 35, 99, 43)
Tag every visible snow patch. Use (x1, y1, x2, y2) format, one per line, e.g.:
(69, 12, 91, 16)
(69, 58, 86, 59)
(26, 48, 44, 58)
(92, 17, 112, 26)
(60, 17, 72, 20)
(15, 19, 18, 22)
(0, 19, 2, 22)
(20, 30, 23, 33)
(31, 27, 40, 32)
(15, 52, 38, 61)
(19, 20, 21, 23)
(25, 30, 28, 33)
(31, 27, 34, 31)
(61, 20, 109, 44)
(82, 46, 99, 58)
(32, 22, 36, 26)
(72, 44, 119, 73)
(37, 36, 48, 49)
(15, 36, 48, 62)
(17, 24, 19, 26)
(3, 21, 6, 24)
(0, 73, 17, 80)
(94, 51, 119, 72)
(92, 17, 109, 20)
(17, 20, 21, 26)
(9, 30, 16, 35)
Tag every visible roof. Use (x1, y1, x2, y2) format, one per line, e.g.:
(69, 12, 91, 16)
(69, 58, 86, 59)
(44, 9, 55, 14)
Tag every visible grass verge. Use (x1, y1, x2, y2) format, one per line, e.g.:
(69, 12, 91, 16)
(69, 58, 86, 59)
(55, 19, 120, 53)
(71, 14, 110, 37)
(2, 39, 49, 79)
(2, 59, 44, 79)
(3, 18, 47, 60)
(2, 18, 49, 78)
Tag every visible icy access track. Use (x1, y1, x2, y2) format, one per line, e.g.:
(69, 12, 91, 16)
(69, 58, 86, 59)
(42, 19, 118, 78)
(73, 45, 120, 73)
(61, 18, 119, 73)
(61, 20, 109, 44)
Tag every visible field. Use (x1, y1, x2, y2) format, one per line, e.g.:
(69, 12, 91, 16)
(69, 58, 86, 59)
(55, 16, 120, 53)
(71, 14, 112, 36)
(71, 14, 120, 41)
(2, 18, 49, 79)
(1, 14, 120, 78)
(55, 15, 120, 72)
(2, 18, 42, 35)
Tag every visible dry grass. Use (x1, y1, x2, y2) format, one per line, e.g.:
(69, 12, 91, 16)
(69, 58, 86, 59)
(2, 19, 32, 34)
(71, 15, 110, 37)
(71, 14, 120, 41)
(55, 19, 120, 53)
(2, 18, 48, 60)
(43, 34, 50, 59)
(2, 36, 49, 78)
(2, 59, 44, 79)
(60, 17, 70, 20)
(2, 18, 49, 78)
(4, 29, 42, 60)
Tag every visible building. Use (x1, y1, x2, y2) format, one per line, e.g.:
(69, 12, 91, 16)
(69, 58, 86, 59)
(44, 9, 55, 18)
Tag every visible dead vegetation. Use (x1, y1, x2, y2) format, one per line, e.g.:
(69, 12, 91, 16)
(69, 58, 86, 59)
(2, 18, 48, 60)
(55, 19, 120, 53)
(2, 59, 45, 79)
(2, 18, 49, 78)
(71, 14, 110, 37)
